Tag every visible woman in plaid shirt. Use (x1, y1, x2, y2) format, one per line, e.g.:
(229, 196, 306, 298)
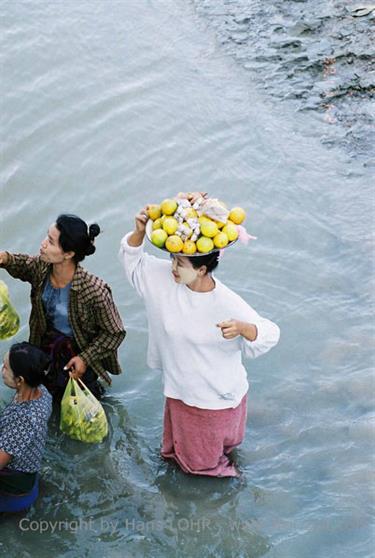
(0, 214, 126, 399)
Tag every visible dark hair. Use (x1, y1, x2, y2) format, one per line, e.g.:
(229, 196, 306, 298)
(56, 214, 100, 263)
(8, 342, 51, 388)
(188, 252, 220, 273)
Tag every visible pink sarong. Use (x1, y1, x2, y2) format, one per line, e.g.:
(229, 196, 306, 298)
(161, 395, 247, 478)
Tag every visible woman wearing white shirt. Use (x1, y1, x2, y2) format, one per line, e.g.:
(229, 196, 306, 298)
(119, 193, 280, 477)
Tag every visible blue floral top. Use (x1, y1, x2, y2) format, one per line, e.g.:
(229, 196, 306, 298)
(0, 385, 52, 473)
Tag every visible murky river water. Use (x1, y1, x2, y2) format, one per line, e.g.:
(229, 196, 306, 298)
(1, 1, 373, 557)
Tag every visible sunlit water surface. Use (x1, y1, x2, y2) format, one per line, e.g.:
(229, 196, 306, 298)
(0, 1, 373, 557)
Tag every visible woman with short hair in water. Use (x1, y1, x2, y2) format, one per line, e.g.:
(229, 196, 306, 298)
(119, 193, 280, 477)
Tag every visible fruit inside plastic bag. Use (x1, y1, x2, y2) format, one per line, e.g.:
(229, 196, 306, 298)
(60, 378, 108, 443)
(0, 280, 20, 340)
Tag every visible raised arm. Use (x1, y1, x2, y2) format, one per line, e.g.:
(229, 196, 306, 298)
(127, 207, 149, 247)
(0, 251, 42, 284)
(119, 207, 165, 298)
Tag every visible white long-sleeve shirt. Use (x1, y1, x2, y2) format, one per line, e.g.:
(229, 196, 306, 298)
(119, 233, 280, 409)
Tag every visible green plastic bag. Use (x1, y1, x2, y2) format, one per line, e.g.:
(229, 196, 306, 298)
(0, 280, 20, 340)
(60, 378, 108, 443)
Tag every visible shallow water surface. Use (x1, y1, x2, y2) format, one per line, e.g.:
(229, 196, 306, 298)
(0, 1, 373, 557)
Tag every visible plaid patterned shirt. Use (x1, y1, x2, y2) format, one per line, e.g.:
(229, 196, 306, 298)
(2, 253, 126, 385)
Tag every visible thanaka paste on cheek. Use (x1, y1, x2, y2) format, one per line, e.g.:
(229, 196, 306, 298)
(176, 266, 199, 285)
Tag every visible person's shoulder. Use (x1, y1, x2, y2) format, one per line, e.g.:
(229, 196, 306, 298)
(214, 278, 250, 305)
(214, 277, 237, 296)
(133, 250, 172, 278)
(145, 255, 174, 283)
(81, 269, 107, 290)
(12, 403, 34, 428)
(1, 400, 20, 421)
(75, 266, 111, 299)
(26, 386, 52, 421)
(39, 384, 52, 405)
(148, 255, 171, 271)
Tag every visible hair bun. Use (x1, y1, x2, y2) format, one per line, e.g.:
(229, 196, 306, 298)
(85, 244, 96, 256)
(89, 223, 100, 241)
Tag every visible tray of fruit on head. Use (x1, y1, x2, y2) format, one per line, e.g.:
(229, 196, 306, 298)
(145, 194, 248, 256)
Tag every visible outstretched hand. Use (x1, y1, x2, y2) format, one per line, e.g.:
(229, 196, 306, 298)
(0, 252, 9, 266)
